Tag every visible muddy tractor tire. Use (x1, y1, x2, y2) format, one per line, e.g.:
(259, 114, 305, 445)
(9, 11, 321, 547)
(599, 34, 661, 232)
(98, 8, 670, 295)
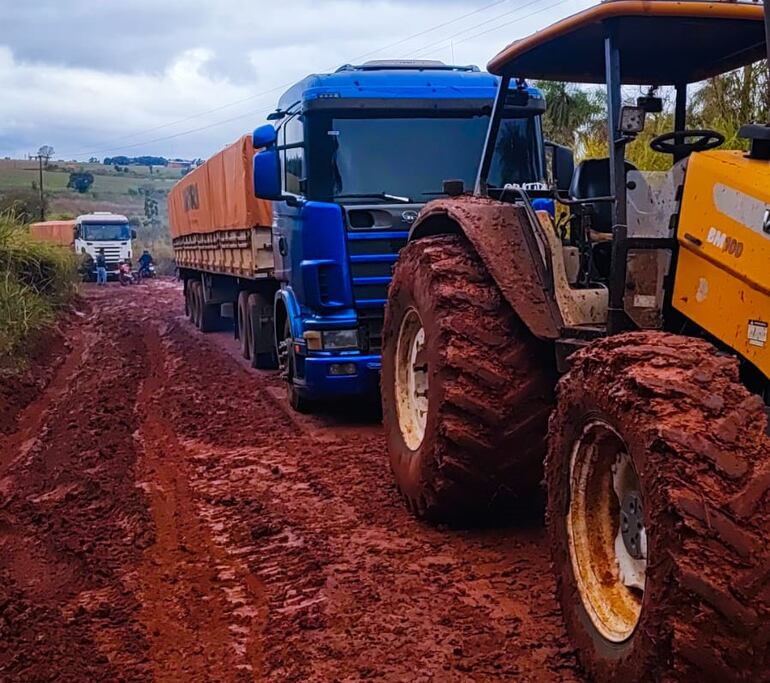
(381, 234, 555, 521)
(546, 332, 770, 682)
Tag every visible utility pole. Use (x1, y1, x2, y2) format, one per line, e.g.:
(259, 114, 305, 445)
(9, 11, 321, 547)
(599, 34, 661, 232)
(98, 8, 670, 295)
(29, 153, 48, 221)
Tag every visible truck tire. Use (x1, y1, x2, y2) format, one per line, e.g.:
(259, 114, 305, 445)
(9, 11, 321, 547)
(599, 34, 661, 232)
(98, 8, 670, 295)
(280, 317, 314, 414)
(237, 291, 251, 360)
(546, 332, 770, 682)
(381, 234, 555, 521)
(247, 293, 278, 369)
(199, 299, 222, 333)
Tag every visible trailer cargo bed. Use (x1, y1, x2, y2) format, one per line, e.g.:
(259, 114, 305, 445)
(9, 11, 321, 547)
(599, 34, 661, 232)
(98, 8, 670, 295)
(173, 226, 274, 278)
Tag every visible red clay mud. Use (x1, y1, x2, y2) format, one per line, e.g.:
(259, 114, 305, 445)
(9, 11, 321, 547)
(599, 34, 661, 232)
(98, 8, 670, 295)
(0, 280, 583, 681)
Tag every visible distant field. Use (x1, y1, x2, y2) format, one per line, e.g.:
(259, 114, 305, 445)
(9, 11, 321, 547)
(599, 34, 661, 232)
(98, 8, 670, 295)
(0, 158, 182, 221)
(0, 160, 180, 194)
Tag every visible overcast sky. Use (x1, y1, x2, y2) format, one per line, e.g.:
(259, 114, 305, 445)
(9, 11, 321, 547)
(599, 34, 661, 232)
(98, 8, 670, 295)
(0, 0, 593, 161)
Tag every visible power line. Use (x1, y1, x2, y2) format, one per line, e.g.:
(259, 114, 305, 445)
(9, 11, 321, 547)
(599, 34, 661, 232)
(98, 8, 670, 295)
(404, 0, 553, 59)
(455, 0, 575, 46)
(407, 0, 575, 60)
(349, 0, 512, 62)
(61, 0, 516, 158)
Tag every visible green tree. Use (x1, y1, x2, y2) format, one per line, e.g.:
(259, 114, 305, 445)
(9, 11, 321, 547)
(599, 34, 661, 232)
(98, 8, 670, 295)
(67, 171, 94, 194)
(535, 81, 605, 149)
(689, 62, 769, 148)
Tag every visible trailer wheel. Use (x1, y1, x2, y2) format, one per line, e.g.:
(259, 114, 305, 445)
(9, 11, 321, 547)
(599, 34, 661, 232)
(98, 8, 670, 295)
(247, 293, 278, 369)
(381, 234, 555, 521)
(199, 299, 222, 333)
(237, 291, 251, 360)
(547, 332, 770, 682)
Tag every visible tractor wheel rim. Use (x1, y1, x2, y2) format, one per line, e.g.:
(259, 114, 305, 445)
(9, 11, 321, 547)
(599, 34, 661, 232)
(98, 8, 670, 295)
(567, 419, 646, 643)
(395, 308, 428, 451)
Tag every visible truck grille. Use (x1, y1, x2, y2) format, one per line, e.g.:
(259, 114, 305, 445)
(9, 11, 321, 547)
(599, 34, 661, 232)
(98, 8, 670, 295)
(347, 230, 408, 352)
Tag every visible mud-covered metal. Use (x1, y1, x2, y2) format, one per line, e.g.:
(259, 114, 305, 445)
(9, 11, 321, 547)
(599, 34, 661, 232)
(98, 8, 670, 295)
(409, 196, 563, 339)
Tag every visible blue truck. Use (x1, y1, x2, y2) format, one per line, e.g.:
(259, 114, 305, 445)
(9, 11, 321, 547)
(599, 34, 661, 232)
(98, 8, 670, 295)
(172, 60, 547, 412)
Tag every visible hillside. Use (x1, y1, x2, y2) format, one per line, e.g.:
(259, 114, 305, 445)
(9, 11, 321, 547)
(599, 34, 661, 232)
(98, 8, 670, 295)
(0, 158, 186, 269)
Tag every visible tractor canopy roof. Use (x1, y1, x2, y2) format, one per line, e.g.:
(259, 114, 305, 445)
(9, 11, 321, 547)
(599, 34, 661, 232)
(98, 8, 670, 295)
(488, 0, 766, 85)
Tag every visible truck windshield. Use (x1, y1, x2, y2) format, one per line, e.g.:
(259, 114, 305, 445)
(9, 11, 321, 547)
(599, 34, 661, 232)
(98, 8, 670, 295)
(81, 223, 131, 240)
(318, 114, 543, 201)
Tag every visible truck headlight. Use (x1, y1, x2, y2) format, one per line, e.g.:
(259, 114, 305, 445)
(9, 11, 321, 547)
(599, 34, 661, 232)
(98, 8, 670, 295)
(322, 329, 358, 350)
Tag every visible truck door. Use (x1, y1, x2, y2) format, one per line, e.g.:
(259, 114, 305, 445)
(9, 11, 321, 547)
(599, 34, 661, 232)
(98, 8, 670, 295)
(272, 114, 305, 284)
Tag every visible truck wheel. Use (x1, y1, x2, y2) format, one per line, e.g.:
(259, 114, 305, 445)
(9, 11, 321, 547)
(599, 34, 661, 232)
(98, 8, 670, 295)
(279, 317, 313, 414)
(381, 234, 555, 521)
(247, 293, 278, 369)
(546, 332, 769, 682)
(237, 291, 251, 360)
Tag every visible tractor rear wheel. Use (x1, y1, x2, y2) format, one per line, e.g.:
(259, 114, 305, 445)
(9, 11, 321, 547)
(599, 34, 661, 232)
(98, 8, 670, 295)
(381, 234, 555, 521)
(547, 332, 770, 682)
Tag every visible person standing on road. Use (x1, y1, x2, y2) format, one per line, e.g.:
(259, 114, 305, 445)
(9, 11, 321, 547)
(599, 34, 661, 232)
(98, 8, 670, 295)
(96, 248, 108, 286)
(78, 247, 95, 281)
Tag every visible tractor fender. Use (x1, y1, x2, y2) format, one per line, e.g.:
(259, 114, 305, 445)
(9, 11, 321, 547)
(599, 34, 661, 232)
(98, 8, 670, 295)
(408, 196, 563, 340)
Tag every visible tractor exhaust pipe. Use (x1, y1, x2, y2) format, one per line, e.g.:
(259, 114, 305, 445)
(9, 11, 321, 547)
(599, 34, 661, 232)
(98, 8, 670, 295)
(739, 0, 770, 157)
(765, 0, 770, 114)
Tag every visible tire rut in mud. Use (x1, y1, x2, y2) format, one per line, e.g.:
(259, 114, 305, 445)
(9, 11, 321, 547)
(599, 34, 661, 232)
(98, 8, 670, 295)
(0, 309, 154, 681)
(1, 281, 588, 682)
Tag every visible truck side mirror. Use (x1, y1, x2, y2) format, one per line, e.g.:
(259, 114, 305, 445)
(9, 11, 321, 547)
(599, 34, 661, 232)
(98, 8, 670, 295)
(131, 229, 137, 239)
(546, 142, 575, 194)
(253, 149, 282, 200)
(252, 124, 277, 149)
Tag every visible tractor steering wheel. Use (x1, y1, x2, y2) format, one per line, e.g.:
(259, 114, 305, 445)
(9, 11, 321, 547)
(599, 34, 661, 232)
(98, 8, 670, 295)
(649, 129, 725, 156)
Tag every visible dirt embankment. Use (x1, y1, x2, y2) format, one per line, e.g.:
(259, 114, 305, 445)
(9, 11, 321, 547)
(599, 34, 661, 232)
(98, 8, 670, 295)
(0, 280, 582, 682)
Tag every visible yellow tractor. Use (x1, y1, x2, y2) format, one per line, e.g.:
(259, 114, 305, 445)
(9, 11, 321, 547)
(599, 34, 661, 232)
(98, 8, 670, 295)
(380, 1, 769, 680)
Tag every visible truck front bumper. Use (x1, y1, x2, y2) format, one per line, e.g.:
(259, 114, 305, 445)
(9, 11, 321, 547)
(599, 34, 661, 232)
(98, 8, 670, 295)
(294, 354, 381, 400)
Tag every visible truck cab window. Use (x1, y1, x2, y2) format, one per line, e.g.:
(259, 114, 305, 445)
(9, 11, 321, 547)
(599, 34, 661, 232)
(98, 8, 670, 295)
(281, 114, 305, 196)
(487, 116, 544, 187)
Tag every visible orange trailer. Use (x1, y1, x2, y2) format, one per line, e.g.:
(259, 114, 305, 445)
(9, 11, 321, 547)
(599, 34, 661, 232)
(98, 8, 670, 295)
(169, 135, 273, 278)
(28, 220, 76, 248)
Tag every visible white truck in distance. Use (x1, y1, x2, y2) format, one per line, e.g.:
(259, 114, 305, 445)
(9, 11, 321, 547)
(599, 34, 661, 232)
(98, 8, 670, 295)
(75, 212, 135, 277)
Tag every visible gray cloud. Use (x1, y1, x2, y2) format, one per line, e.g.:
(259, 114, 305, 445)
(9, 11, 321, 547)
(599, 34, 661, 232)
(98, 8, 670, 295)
(0, 0, 593, 159)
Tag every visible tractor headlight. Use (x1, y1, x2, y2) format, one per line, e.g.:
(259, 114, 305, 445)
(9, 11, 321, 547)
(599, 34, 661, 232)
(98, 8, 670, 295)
(322, 329, 358, 350)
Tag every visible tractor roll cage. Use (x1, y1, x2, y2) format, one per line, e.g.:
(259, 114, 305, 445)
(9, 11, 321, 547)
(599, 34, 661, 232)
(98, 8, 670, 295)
(479, 0, 768, 334)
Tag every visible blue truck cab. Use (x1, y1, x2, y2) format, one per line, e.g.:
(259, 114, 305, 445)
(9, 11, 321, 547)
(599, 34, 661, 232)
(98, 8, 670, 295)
(252, 60, 547, 411)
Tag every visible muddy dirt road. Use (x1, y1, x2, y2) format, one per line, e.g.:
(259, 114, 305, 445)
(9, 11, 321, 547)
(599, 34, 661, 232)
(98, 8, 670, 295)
(0, 280, 582, 682)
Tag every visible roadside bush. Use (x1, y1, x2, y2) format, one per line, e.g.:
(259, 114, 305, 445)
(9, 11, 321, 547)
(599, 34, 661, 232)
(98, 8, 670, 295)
(0, 212, 77, 360)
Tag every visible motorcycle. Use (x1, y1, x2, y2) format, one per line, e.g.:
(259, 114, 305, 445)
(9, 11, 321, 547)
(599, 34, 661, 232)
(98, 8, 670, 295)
(118, 264, 137, 286)
(136, 263, 156, 281)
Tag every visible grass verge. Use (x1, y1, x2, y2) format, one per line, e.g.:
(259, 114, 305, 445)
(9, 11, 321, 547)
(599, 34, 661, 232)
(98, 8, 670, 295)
(0, 211, 77, 362)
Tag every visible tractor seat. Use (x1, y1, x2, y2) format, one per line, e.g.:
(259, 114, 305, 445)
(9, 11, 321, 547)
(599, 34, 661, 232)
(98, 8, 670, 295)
(569, 158, 638, 233)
